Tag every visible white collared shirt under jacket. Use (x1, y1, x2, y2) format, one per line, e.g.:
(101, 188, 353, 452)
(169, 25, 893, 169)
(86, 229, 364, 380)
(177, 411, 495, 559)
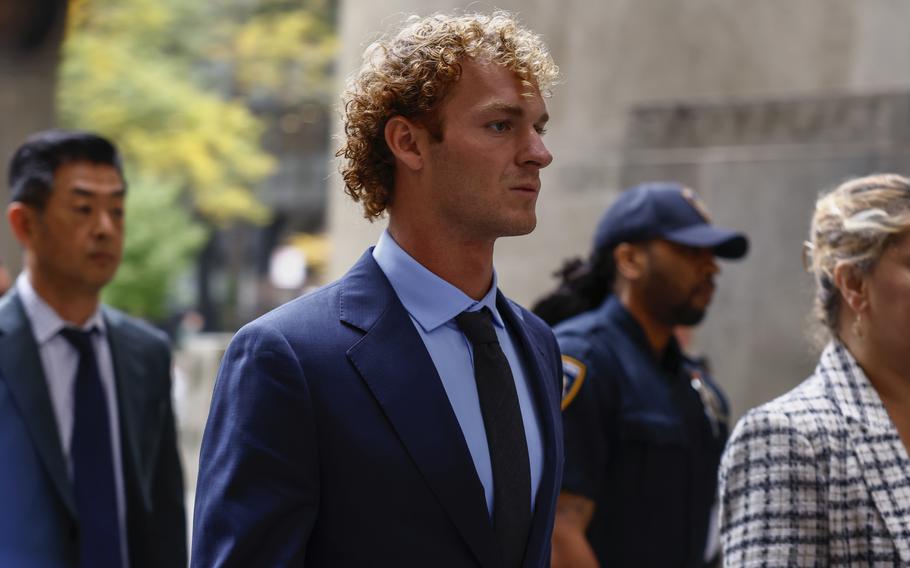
(16, 273, 129, 568)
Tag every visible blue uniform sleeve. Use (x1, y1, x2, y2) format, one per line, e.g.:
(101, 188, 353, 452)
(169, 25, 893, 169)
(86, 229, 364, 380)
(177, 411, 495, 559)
(191, 322, 319, 567)
(556, 335, 618, 502)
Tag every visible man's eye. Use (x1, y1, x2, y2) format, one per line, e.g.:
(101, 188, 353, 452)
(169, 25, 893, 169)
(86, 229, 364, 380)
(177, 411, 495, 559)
(111, 208, 124, 219)
(488, 121, 510, 133)
(74, 205, 91, 215)
(535, 125, 548, 135)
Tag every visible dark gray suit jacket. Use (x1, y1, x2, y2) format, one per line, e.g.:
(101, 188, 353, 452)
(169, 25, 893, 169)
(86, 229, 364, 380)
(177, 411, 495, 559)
(0, 289, 186, 568)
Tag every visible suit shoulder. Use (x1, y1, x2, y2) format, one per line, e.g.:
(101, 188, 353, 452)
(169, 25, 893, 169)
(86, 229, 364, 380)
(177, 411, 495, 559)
(0, 290, 17, 313)
(507, 299, 550, 334)
(103, 305, 170, 349)
(504, 298, 557, 350)
(255, 279, 341, 323)
(231, 280, 344, 345)
(728, 374, 836, 454)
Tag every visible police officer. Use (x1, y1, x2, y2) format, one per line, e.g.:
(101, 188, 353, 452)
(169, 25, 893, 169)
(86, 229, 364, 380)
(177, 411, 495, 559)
(533, 182, 748, 568)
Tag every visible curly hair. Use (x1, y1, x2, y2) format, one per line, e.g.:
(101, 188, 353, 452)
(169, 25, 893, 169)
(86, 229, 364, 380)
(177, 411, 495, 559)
(531, 248, 617, 326)
(337, 11, 560, 220)
(807, 173, 910, 346)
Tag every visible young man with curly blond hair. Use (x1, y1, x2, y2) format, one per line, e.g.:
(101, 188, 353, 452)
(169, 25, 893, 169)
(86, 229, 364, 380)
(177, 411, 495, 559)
(192, 12, 563, 568)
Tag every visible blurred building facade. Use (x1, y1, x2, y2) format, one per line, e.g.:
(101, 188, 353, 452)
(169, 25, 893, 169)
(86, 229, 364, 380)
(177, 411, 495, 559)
(329, 0, 910, 418)
(194, 102, 332, 332)
(3, 0, 910, 426)
(0, 0, 67, 274)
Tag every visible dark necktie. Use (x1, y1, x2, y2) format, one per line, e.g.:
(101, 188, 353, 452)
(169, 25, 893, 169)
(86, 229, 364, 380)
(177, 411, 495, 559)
(455, 309, 531, 568)
(60, 327, 123, 568)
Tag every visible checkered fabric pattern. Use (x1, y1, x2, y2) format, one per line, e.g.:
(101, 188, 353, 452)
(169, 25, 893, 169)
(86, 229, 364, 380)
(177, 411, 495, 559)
(719, 341, 910, 567)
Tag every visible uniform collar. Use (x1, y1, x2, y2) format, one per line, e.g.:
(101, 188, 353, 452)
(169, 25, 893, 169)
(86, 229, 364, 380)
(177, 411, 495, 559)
(16, 271, 107, 345)
(372, 229, 505, 333)
(600, 295, 684, 373)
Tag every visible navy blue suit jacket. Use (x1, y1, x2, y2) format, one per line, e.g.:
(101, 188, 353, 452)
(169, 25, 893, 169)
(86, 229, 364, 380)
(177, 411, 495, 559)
(0, 290, 187, 568)
(192, 250, 564, 567)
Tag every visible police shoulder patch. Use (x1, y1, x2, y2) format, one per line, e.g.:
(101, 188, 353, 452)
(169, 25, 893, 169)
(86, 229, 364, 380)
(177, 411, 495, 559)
(560, 355, 587, 410)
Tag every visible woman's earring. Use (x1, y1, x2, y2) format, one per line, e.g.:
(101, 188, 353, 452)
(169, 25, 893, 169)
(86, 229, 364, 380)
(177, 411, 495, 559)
(853, 312, 865, 340)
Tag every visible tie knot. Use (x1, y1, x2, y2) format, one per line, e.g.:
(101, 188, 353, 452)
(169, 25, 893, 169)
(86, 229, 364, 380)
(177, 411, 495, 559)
(454, 308, 499, 345)
(60, 327, 96, 354)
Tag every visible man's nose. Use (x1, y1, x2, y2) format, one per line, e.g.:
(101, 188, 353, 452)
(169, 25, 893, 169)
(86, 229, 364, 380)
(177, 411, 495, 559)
(706, 254, 719, 276)
(521, 129, 553, 169)
(93, 211, 118, 237)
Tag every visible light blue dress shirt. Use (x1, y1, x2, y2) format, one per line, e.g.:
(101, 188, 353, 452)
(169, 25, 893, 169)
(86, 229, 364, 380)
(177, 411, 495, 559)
(17, 272, 130, 568)
(372, 230, 543, 514)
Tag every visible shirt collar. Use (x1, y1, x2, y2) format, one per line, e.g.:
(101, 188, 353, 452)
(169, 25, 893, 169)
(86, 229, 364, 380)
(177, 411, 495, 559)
(372, 229, 505, 332)
(16, 272, 107, 345)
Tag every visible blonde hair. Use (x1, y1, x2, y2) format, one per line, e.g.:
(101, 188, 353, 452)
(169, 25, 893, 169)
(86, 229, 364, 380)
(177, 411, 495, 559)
(808, 173, 910, 343)
(337, 11, 560, 220)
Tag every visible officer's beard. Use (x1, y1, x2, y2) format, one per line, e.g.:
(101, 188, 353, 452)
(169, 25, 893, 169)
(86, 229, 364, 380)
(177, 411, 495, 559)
(641, 271, 711, 328)
(670, 302, 707, 327)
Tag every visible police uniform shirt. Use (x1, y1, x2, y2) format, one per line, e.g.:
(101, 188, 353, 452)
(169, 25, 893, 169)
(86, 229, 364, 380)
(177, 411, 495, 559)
(555, 295, 728, 568)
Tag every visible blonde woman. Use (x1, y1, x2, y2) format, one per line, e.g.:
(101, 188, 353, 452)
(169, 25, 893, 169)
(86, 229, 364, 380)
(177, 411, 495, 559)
(719, 174, 910, 565)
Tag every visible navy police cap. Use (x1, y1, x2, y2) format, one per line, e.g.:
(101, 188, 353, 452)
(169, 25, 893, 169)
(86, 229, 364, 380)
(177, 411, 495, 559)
(593, 182, 749, 259)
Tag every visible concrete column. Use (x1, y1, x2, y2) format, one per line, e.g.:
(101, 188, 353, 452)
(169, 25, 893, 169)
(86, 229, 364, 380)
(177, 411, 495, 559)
(0, 0, 67, 275)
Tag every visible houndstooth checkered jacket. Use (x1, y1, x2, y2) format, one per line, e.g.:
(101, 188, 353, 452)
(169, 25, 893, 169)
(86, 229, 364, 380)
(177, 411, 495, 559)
(719, 341, 910, 566)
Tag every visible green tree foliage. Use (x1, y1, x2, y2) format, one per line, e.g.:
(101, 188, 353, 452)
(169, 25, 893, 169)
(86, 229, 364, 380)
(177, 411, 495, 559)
(58, 0, 337, 319)
(59, 0, 274, 225)
(102, 177, 207, 318)
(230, 6, 338, 106)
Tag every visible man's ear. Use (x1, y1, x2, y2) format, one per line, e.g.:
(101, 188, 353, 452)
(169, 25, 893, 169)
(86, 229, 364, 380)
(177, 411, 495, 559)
(833, 263, 867, 314)
(7, 202, 35, 247)
(384, 115, 425, 171)
(614, 242, 647, 282)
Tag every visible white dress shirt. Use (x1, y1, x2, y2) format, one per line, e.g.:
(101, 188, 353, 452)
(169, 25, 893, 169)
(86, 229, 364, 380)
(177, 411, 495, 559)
(17, 272, 129, 567)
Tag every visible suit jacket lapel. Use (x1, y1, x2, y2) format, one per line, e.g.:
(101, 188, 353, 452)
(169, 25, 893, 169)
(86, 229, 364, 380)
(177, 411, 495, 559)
(0, 291, 76, 517)
(105, 308, 154, 515)
(822, 343, 910, 562)
(497, 294, 562, 568)
(341, 251, 501, 568)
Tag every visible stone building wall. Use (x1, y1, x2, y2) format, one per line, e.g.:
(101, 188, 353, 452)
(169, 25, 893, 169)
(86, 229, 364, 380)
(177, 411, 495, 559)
(0, 0, 67, 274)
(328, 0, 910, 417)
(622, 92, 910, 415)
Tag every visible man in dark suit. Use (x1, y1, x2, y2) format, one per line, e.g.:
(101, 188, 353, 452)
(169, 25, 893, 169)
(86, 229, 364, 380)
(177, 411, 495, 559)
(0, 130, 187, 568)
(192, 11, 563, 568)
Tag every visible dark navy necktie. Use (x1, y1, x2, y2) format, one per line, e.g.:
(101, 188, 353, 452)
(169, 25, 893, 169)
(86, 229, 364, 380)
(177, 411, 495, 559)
(60, 327, 123, 568)
(455, 309, 531, 568)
